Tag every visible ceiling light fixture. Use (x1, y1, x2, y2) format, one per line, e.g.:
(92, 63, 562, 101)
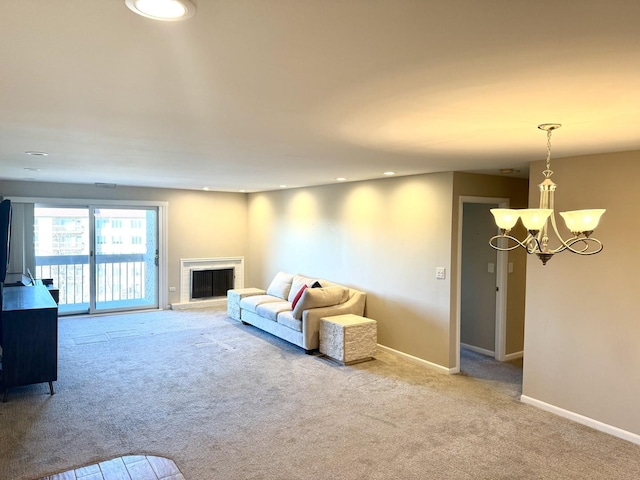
(125, 0, 196, 21)
(25, 151, 48, 156)
(489, 124, 605, 265)
(383, 171, 395, 176)
(336, 177, 347, 182)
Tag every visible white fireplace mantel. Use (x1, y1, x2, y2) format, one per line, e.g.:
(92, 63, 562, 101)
(171, 256, 244, 310)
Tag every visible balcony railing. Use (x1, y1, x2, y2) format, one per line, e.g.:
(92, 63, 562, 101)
(35, 253, 148, 308)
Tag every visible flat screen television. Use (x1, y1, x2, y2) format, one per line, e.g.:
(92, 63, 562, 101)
(0, 199, 12, 284)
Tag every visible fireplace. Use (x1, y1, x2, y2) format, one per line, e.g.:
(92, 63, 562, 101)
(172, 257, 244, 310)
(191, 268, 234, 300)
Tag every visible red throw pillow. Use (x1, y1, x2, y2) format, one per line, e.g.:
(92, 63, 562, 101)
(291, 284, 308, 310)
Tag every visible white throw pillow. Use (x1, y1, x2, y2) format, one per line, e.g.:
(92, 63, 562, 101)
(266, 272, 294, 300)
(292, 285, 348, 319)
(287, 274, 318, 302)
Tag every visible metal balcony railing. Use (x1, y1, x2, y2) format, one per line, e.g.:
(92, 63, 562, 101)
(35, 254, 147, 307)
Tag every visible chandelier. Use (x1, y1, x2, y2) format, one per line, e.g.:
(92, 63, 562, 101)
(489, 124, 605, 265)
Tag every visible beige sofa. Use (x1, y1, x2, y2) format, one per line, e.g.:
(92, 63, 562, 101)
(234, 272, 366, 353)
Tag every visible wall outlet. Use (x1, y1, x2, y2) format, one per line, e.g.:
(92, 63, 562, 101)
(436, 267, 446, 279)
(169, 286, 176, 292)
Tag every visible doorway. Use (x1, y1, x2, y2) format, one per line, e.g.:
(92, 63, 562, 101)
(34, 205, 159, 315)
(456, 196, 510, 374)
(460, 202, 499, 357)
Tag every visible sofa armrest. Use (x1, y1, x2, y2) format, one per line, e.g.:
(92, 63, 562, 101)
(301, 290, 367, 349)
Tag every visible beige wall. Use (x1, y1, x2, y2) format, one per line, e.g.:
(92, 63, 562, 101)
(452, 173, 529, 363)
(247, 172, 528, 369)
(522, 150, 640, 436)
(0, 180, 248, 307)
(247, 173, 455, 367)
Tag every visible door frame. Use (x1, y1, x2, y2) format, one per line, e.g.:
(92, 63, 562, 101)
(6, 196, 168, 311)
(455, 196, 509, 373)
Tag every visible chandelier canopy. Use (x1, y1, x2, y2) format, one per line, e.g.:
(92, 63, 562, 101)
(489, 124, 605, 265)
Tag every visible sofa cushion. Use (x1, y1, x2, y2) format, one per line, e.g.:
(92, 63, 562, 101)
(256, 301, 292, 322)
(291, 284, 307, 310)
(240, 295, 283, 313)
(266, 272, 294, 300)
(277, 311, 303, 332)
(292, 285, 348, 320)
(287, 274, 317, 302)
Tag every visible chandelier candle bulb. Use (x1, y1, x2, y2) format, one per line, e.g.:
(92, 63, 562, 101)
(519, 209, 553, 232)
(490, 209, 520, 231)
(559, 209, 606, 236)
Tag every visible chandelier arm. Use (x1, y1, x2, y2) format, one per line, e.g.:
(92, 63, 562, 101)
(557, 237, 604, 255)
(489, 234, 533, 252)
(546, 213, 570, 254)
(546, 213, 603, 255)
(526, 234, 543, 254)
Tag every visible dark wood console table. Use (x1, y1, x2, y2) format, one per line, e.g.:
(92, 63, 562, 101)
(1, 284, 58, 402)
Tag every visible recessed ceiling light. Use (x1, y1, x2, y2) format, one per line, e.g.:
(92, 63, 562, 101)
(24, 167, 41, 172)
(336, 177, 347, 182)
(239, 190, 247, 193)
(499, 168, 521, 175)
(125, 0, 196, 21)
(279, 185, 287, 189)
(25, 151, 48, 156)
(202, 187, 209, 191)
(383, 171, 396, 176)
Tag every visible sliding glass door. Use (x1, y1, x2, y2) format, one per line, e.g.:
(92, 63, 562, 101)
(34, 207, 90, 314)
(34, 205, 159, 315)
(93, 208, 157, 312)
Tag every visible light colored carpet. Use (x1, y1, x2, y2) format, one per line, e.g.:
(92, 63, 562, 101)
(1, 307, 639, 479)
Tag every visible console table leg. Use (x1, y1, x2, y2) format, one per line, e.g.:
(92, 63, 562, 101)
(49, 381, 55, 396)
(2, 389, 8, 403)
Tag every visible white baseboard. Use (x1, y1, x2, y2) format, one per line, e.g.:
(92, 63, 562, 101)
(377, 344, 454, 374)
(520, 395, 640, 446)
(460, 343, 495, 357)
(504, 350, 523, 361)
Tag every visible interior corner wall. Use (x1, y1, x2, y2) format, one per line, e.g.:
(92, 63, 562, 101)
(247, 173, 455, 368)
(522, 150, 640, 437)
(451, 172, 529, 365)
(0, 180, 248, 308)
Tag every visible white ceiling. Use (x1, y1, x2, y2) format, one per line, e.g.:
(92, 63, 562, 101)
(2, 0, 640, 192)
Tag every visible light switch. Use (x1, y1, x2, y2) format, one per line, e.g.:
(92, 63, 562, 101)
(508, 262, 514, 273)
(488, 263, 495, 273)
(436, 267, 446, 279)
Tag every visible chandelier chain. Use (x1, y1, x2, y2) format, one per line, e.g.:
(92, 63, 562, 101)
(546, 129, 552, 170)
(542, 128, 554, 178)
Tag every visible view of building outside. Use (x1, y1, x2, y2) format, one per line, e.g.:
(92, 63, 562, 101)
(34, 207, 153, 312)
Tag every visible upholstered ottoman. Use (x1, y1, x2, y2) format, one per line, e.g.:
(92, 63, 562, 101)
(227, 288, 266, 321)
(320, 314, 377, 365)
